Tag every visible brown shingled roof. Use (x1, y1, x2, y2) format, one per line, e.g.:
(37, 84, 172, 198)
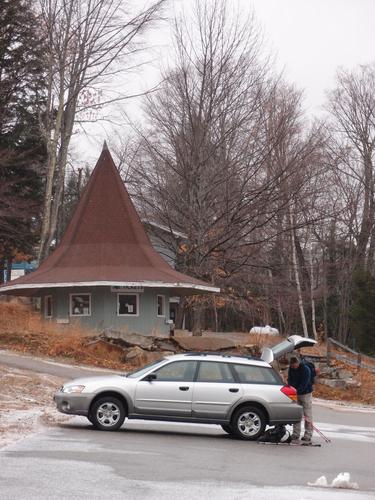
(0, 145, 219, 296)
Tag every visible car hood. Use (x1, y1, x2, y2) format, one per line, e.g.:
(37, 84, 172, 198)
(61, 374, 125, 390)
(261, 335, 317, 364)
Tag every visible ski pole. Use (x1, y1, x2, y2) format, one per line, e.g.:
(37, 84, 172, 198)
(305, 416, 331, 443)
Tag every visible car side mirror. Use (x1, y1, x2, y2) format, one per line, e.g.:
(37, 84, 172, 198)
(145, 373, 157, 382)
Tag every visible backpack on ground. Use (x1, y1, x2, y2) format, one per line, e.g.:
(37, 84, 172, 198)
(258, 425, 291, 443)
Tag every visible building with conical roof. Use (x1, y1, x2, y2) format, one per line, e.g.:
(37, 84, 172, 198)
(0, 145, 219, 335)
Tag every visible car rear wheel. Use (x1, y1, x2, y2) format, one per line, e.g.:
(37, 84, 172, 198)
(90, 396, 126, 431)
(231, 405, 266, 440)
(221, 424, 234, 435)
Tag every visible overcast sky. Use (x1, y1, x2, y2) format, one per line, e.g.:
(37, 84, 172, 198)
(73, 0, 375, 165)
(248, 0, 375, 112)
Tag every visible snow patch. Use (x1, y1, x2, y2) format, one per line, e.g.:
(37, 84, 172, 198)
(309, 476, 329, 487)
(308, 472, 359, 490)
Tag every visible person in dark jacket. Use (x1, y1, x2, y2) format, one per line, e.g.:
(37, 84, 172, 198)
(288, 356, 313, 442)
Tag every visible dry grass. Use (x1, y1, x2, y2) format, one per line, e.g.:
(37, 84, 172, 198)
(0, 300, 127, 369)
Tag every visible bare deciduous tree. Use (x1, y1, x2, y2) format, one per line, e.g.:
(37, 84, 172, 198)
(125, 2, 325, 334)
(327, 64, 375, 273)
(129, 1, 276, 333)
(316, 64, 375, 343)
(38, 0, 166, 261)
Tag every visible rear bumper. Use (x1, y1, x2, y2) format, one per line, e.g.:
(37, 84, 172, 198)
(54, 392, 93, 416)
(268, 403, 303, 425)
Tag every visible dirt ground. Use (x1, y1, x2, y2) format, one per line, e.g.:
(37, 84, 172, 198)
(314, 367, 375, 405)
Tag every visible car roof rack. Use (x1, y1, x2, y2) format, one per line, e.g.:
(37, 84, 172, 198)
(183, 352, 260, 361)
(183, 352, 222, 356)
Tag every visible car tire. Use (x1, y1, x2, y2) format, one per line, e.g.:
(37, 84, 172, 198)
(90, 396, 126, 431)
(231, 405, 266, 440)
(221, 424, 234, 435)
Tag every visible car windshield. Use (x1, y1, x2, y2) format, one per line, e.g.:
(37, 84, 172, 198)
(125, 358, 166, 378)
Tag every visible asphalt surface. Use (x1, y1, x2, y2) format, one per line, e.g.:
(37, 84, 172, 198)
(1, 349, 375, 499)
(0, 349, 118, 379)
(0, 412, 374, 499)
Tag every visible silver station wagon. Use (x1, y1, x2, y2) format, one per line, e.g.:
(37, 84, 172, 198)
(54, 336, 316, 440)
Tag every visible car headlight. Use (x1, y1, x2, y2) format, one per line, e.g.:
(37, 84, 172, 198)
(62, 385, 86, 394)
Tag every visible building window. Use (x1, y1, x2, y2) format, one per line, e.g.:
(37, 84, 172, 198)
(118, 293, 138, 316)
(157, 295, 165, 317)
(70, 294, 91, 316)
(44, 296, 52, 318)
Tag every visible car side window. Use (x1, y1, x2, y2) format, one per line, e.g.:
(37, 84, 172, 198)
(196, 361, 235, 383)
(153, 361, 197, 382)
(233, 364, 281, 384)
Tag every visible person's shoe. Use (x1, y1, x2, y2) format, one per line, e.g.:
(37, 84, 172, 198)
(301, 435, 312, 443)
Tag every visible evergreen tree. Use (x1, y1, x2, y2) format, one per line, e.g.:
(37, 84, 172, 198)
(0, 0, 46, 281)
(350, 272, 375, 355)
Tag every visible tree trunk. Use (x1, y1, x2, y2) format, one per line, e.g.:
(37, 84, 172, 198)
(175, 296, 186, 329)
(309, 245, 318, 340)
(6, 254, 13, 282)
(43, 99, 76, 255)
(192, 302, 204, 336)
(0, 257, 5, 284)
(277, 297, 286, 336)
(356, 154, 374, 272)
(213, 297, 218, 332)
(289, 206, 309, 337)
(295, 232, 311, 291)
(322, 252, 329, 341)
(38, 89, 65, 262)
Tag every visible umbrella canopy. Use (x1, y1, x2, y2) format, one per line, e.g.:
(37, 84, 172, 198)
(0, 144, 219, 296)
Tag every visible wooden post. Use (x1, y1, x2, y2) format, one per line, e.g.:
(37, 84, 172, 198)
(357, 352, 362, 372)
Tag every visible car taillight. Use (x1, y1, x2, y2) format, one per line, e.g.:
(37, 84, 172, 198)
(280, 385, 297, 402)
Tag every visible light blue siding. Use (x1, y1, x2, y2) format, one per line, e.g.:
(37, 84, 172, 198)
(42, 287, 171, 336)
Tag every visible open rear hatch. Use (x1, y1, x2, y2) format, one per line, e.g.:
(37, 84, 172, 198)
(261, 335, 317, 364)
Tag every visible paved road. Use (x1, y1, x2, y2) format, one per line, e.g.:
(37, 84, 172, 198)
(0, 349, 118, 378)
(1, 349, 374, 499)
(0, 410, 374, 499)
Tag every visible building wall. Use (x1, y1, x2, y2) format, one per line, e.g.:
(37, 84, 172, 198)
(148, 234, 177, 268)
(42, 286, 171, 336)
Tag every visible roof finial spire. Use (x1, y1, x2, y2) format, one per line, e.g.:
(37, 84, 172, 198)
(102, 140, 109, 151)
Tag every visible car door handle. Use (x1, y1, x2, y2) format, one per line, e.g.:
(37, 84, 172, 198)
(229, 388, 239, 393)
(179, 386, 190, 391)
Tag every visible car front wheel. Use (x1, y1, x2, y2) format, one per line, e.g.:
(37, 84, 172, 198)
(90, 396, 126, 431)
(231, 405, 266, 440)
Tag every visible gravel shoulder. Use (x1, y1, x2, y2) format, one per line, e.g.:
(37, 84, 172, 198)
(0, 364, 69, 448)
